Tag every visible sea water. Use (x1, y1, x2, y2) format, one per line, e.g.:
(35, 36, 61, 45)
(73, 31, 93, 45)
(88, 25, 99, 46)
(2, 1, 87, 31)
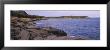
(36, 18, 100, 40)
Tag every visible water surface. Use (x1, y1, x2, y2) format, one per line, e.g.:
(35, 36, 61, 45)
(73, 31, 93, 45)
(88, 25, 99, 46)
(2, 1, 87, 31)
(36, 18, 100, 40)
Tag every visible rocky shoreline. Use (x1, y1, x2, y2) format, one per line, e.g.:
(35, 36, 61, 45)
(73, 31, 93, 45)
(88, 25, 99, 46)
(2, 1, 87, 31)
(11, 10, 91, 40)
(11, 17, 91, 40)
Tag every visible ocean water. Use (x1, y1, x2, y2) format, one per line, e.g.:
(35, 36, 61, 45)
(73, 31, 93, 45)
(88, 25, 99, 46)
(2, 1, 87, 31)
(36, 18, 100, 40)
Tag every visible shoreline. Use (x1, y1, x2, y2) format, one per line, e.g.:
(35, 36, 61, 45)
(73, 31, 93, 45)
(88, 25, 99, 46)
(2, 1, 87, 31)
(11, 17, 91, 40)
(10, 10, 93, 40)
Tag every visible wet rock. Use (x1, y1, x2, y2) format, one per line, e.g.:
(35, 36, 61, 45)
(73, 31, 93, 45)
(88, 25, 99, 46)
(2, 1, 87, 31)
(42, 27, 67, 36)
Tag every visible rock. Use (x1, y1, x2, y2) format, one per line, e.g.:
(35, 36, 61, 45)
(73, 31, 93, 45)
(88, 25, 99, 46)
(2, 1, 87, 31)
(46, 35, 57, 40)
(26, 29, 49, 39)
(19, 29, 30, 40)
(11, 17, 19, 25)
(34, 37, 43, 40)
(32, 19, 37, 21)
(42, 27, 67, 36)
(18, 18, 32, 22)
(26, 25, 37, 29)
(11, 26, 21, 40)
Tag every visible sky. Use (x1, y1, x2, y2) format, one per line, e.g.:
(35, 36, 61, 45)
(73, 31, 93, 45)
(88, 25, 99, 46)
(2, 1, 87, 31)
(25, 10, 100, 18)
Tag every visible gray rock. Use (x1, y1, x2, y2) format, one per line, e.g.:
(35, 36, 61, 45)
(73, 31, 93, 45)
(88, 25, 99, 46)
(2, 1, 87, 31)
(34, 37, 43, 40)
(19, 29, 30, 40)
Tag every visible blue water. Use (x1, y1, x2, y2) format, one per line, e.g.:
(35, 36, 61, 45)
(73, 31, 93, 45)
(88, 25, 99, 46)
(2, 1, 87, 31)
(36, 18, 100, 40)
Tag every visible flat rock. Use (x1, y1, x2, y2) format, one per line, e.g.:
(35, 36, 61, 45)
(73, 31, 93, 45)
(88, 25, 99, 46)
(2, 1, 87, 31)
(19, 29, 30, 40)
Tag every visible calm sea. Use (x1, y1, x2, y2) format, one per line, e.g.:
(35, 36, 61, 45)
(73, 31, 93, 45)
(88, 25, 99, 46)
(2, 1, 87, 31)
(36, 18, 100, 40)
